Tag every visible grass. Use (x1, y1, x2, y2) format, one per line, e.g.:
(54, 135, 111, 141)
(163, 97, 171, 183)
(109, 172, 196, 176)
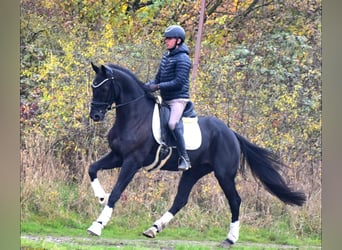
(21, 212, 321, 250)
(21, 196, 321, 246)
(20, 181, 321, 249)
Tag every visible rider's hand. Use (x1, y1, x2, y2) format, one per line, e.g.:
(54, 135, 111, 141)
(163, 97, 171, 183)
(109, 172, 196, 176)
(149, 84, 160, 92)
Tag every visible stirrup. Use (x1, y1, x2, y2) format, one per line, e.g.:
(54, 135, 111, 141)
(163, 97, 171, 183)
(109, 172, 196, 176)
(178, 157, 191, 171)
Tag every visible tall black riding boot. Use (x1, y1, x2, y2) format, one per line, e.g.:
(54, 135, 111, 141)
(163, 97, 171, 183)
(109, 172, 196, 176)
(171, 122, 191, 171)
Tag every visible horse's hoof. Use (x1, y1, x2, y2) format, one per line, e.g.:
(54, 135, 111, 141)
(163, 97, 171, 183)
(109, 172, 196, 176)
(219, 239, 233, 248)
(87, 221, 103, 236)
(98, 193, 110, 205)
(142, 226, 157, 238)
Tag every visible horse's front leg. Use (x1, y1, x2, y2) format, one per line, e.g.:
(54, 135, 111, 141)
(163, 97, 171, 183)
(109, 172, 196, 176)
(89, 151, 122, 204)
(87, 158, 141, 236)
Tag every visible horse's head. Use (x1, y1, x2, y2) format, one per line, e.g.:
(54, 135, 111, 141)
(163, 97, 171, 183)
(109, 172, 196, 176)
(89, 62, 156, 122)
(89, 62, 115, 121)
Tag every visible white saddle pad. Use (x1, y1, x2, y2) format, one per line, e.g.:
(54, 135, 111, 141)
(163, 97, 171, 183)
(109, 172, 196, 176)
(152, 104, 202, 150)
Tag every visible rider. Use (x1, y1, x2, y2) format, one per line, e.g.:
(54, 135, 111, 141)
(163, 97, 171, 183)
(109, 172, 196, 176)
(146, 24, 192, 171)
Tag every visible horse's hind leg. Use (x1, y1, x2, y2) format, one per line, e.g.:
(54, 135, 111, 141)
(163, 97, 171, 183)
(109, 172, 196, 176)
(143, 169, 209, 238)
(217, 176, 241, 245)
(215, 166, 241, 246)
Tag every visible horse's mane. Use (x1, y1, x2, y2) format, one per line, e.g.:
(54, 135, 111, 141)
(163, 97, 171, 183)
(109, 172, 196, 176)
(106, 63, 156, 101)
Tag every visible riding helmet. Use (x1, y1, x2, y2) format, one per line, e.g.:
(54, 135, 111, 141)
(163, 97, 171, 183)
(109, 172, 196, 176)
(164, 25, 186, 41)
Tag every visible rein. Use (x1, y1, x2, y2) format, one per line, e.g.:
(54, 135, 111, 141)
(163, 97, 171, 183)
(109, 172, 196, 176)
(110, 94, 146, 109)
(91, 76, 146, 110)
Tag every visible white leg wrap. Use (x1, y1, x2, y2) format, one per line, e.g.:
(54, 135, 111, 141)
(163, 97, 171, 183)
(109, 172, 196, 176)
(96, 205, 113, 226)
(227, 221, 240, 244)
(91, 178, 106, 199)
(153, 211, 174, 232)
(87, 221, 103, 236)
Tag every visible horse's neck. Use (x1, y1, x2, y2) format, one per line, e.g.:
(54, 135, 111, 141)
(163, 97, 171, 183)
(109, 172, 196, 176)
(115, 99, 154, 129)
(113, 70, 154, 129)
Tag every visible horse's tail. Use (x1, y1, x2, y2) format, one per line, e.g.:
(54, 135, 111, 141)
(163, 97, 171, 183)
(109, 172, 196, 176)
(233, 132, 306, 206)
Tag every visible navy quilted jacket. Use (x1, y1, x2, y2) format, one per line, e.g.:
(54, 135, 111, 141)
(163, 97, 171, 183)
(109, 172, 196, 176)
(151, 44, 192, 101)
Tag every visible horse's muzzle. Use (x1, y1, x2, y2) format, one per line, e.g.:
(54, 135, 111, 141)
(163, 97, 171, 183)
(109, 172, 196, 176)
(90, 110, 105, 122)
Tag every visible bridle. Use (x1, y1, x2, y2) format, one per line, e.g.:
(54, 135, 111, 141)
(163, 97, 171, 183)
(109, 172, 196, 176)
(91, 75, 146, 111)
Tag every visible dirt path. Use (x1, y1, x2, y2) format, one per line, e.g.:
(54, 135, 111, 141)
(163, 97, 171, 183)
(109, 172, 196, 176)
(21, 235, 321, 249)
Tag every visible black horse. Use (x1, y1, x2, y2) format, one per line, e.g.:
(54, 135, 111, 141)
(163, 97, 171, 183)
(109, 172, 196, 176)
(87, 62, 306, 247)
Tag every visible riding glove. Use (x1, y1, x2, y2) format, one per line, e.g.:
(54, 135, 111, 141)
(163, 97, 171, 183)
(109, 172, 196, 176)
(149, 84, 160, 92)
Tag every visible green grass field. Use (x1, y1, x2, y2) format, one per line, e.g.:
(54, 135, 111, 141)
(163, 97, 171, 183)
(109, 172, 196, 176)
(21, 212, 321, 250)
(20, 170, 321, 249)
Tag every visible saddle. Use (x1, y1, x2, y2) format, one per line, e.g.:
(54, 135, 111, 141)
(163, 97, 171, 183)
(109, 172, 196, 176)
(145, 98, 202, 172)
(152, 99, 201, 149)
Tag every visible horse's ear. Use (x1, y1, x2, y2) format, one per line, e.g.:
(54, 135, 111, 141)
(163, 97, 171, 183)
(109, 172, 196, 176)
(91, 62, 99, 73)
